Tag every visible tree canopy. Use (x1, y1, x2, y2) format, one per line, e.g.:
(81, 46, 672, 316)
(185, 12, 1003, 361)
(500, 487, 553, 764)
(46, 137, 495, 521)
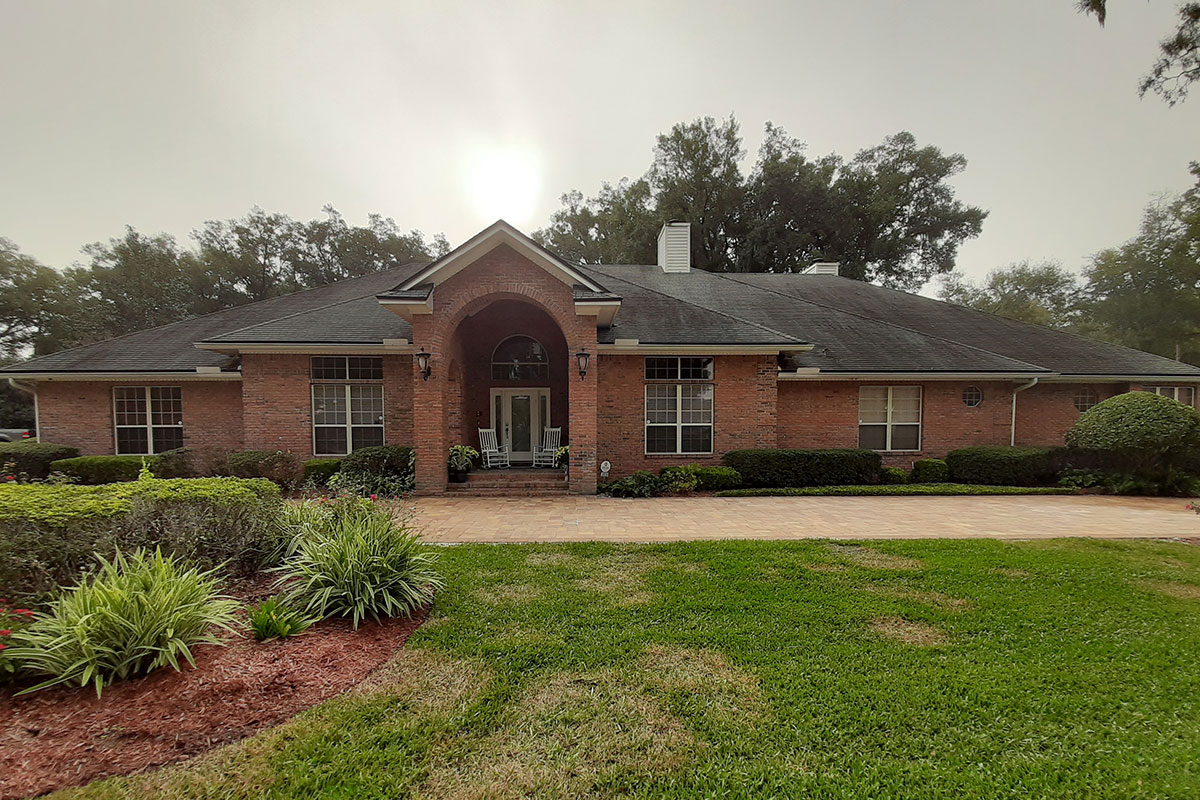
(534, 116, 987, 291)
(938, 261, 1082, 328)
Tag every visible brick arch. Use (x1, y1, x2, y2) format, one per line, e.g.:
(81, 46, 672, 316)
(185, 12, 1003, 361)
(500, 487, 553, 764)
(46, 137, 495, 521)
(434, 288, 581, 350)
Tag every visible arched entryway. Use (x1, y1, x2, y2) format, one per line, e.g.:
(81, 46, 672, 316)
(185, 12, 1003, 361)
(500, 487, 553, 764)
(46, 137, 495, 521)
(445, 299, 570, 462)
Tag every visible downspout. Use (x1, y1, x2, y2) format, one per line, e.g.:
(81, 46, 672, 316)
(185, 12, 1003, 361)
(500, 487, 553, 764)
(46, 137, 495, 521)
(7, 378, 38, 438)
(1010, 378, 1039, 446)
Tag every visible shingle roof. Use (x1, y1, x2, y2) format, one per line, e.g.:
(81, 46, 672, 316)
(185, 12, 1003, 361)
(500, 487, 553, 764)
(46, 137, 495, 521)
(3, 255, 1197, 379)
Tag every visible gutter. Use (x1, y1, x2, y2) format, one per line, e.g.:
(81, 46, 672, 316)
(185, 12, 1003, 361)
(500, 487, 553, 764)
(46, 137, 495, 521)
(1010, 377, 1040, 446)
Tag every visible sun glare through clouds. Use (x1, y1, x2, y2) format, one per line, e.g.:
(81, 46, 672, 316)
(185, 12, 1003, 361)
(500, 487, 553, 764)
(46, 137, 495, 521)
(462, 146, 542, 228)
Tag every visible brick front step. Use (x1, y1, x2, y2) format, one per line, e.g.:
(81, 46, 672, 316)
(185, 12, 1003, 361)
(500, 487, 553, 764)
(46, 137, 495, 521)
(444, 469, 568, 496)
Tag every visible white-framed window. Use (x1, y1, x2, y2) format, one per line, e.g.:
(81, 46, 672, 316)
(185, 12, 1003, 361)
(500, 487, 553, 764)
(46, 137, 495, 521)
(1147, 386, 1196, 406)
(645, 384, 714, 454)
(113, 386, 183, 454)
(858, 386, 922, 451)
(492, 335, 549, 381)
(645, 356, 714, 380)
(311, 356, 384, 456)
(961, 386, 983, 407)
(1073, 387, 1099, 413)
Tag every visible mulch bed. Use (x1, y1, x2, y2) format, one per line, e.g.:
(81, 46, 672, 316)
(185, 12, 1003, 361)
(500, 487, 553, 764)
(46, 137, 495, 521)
(0, 574, 427, 800)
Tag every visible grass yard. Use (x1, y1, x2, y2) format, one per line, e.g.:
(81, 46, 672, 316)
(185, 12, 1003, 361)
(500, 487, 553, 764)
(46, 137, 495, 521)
(53, 538, 1200, 799)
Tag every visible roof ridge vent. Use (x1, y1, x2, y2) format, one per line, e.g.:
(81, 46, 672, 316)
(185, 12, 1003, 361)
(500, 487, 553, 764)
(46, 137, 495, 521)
(803, 261, 840, 275)
(657, 221, 691, 273)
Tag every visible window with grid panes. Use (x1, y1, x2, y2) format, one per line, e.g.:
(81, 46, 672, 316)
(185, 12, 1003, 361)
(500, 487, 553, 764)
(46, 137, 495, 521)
(311, 357, 384, 455)
(858, 386, 921, 451)
(644, 357, 714, 454)
(113, 386, 183, 454)
(1147, 386, 1196, 406)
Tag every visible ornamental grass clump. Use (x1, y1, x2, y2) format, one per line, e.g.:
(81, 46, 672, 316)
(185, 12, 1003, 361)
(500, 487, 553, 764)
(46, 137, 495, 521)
(275, 497, 441, 628)
(247, 595, 317, 641)
(8, 549, 238, 696)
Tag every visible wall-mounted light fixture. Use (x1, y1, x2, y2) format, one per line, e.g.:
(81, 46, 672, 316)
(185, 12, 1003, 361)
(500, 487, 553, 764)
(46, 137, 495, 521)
(415, 347, 432, 381)
(575, 347, 590, 381)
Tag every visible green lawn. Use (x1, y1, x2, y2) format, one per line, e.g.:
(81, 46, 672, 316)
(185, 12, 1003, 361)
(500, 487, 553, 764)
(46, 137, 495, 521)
(59, 538, 1200, 799)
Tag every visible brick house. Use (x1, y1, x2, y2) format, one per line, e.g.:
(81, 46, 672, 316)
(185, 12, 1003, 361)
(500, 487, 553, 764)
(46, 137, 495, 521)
(5, 219, 1200, 495)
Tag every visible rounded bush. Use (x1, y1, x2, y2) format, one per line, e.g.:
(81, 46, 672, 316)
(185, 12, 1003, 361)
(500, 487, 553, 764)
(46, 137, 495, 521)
(1066, 392, 1200, 469)
(50, 455, 145, 485)
(880, 466, 909, 484)
(303, 458, 342, 487)
(910, 458, 950, 483)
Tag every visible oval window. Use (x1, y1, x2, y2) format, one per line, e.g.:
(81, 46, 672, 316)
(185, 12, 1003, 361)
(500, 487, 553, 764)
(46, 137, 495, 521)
(1073, 387, 1099, 413)
(492, 335, 549, 381)
(962, 386, 983, 407)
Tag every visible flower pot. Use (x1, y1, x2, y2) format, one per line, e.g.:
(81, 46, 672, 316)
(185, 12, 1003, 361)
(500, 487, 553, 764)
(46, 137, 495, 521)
(449, 469, 469, 483)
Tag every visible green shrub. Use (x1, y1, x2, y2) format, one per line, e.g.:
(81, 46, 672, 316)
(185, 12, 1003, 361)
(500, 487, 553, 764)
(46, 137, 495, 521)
(659, 464, 743, 491)
(221, 450, 301, 486)
(329, 445, 415, 497)
(247, 595, 316, 641)
(0, 600, 35, 683)
(715, 484, 1077, 497)
(0, 441, 80, 480)
(275, 498, 441, 628)
(1067, 392, 1200, 474)
(0, 477, 282, 601)
(910, 458, 950, 483)
(152, 447, 196, 478)
(7, 549, 238, 696)
(944, 446, 1054, 486)
(880, 466, 909, 484)
(1057, 468, 1199, 496)
(303, 458, 342, 487)
(723, 449, 882, 488)
(600, 471, 667, 497)
(49, 455, 147, 485)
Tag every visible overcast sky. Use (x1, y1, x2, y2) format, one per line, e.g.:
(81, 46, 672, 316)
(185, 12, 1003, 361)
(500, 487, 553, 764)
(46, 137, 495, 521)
(2, 0, 1198, 290)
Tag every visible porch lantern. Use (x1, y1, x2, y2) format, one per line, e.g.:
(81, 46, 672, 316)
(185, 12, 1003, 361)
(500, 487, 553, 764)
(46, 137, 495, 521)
(415, 347, 432, 381)
(575, 347, 590, 381)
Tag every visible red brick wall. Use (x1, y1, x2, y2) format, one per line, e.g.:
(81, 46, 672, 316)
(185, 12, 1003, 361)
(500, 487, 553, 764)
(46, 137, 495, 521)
(35, 379, 244, 457)
(777, 379, 1131, 468)
(410, 244, 598, 494)
(242, 354, 312, 455)
(1013, 382, 1128, 446)
(596, 353, 776, 479)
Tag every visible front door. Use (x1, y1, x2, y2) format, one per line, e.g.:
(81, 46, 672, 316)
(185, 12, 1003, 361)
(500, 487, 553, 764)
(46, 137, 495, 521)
(491, 388, 549, 463)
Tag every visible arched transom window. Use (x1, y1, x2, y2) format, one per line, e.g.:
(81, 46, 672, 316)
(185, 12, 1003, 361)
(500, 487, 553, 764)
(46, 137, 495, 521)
(492, 335, 549, 381)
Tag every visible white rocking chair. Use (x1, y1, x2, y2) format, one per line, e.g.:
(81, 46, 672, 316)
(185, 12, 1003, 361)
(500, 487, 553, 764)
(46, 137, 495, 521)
(478, 428, 510, 469)
(532, 427, 562, 468)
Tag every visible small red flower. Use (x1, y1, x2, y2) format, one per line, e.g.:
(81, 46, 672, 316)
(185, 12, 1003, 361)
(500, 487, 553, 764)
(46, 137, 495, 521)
(4, 475, 13, 481)
(0, 643, 6, 651)
(13, 609, 32, 618)
(370, 494, 378, 501)
(0, 630, 9, 637)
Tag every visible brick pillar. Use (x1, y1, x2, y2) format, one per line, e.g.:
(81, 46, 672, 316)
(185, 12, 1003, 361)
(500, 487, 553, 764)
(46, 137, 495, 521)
(412, 317, 446, 495)
(568, 331, 599, 494)
(755, 354, 779, 449)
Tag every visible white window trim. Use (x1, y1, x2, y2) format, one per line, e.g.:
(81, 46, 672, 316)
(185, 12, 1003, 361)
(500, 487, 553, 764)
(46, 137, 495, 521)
(113, 386, 183, 455)
(644, 356, 715, 381)
(643, 384, 714, 456)
(1147, 386, 1196, 406)
(491, 334, 550, 381)
(311, 383, 386, 457)
(858, 386, 923, 453)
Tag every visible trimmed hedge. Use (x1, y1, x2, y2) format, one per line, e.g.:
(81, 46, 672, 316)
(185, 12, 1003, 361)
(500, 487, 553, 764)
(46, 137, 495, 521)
(0, 441, 80, 479)
(49, 456, 147, 485)
(152, 447, 196, 478)
(880, 467, 909, 485)
(659, 464, 743, 491)
(1067, 391, 1200, 473)
(723, 449, 882, 488)
(0, 477, 283, 601)
(910, 458, 950, 483)
(328, 446, 416, 497)
(221, 450, 301, 485)
(303, 458, 342, 486)
(944, 446, 1054, 486)
(716, 484, 1078, 497)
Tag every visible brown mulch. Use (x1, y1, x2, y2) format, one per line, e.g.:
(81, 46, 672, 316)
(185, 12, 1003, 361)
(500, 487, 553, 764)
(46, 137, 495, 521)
(0, 575, 428, 800)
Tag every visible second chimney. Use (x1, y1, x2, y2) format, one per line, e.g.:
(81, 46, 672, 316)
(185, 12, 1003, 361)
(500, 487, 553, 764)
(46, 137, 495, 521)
(657, 221, 691, 273)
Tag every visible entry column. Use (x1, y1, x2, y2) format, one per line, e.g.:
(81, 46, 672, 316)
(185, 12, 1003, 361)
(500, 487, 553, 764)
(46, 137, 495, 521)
(411, 315, 447, 495)
(568, 328, 599, 494)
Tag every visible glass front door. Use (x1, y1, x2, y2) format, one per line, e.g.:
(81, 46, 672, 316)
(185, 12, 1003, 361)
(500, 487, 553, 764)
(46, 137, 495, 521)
(491, 388, 549, 462)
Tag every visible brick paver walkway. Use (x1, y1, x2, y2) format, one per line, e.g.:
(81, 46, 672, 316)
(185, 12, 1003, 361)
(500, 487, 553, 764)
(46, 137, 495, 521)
(410, 495, 1199, 543)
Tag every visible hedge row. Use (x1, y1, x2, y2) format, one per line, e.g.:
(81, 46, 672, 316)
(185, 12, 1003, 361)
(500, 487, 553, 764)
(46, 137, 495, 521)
(0, 477, 283, 600)
(723, 449, 881, 488)
(716, 484, 1078, 497)
(0, 441, 80, 479)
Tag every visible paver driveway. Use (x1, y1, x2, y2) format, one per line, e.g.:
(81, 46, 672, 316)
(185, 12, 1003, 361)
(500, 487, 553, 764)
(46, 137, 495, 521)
(411, 494, 1199, 543)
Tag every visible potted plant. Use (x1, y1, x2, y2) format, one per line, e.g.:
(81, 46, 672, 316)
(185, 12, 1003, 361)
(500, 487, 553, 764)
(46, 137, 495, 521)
(448, 445, 478, 483)
(553, 445, 569, 472)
